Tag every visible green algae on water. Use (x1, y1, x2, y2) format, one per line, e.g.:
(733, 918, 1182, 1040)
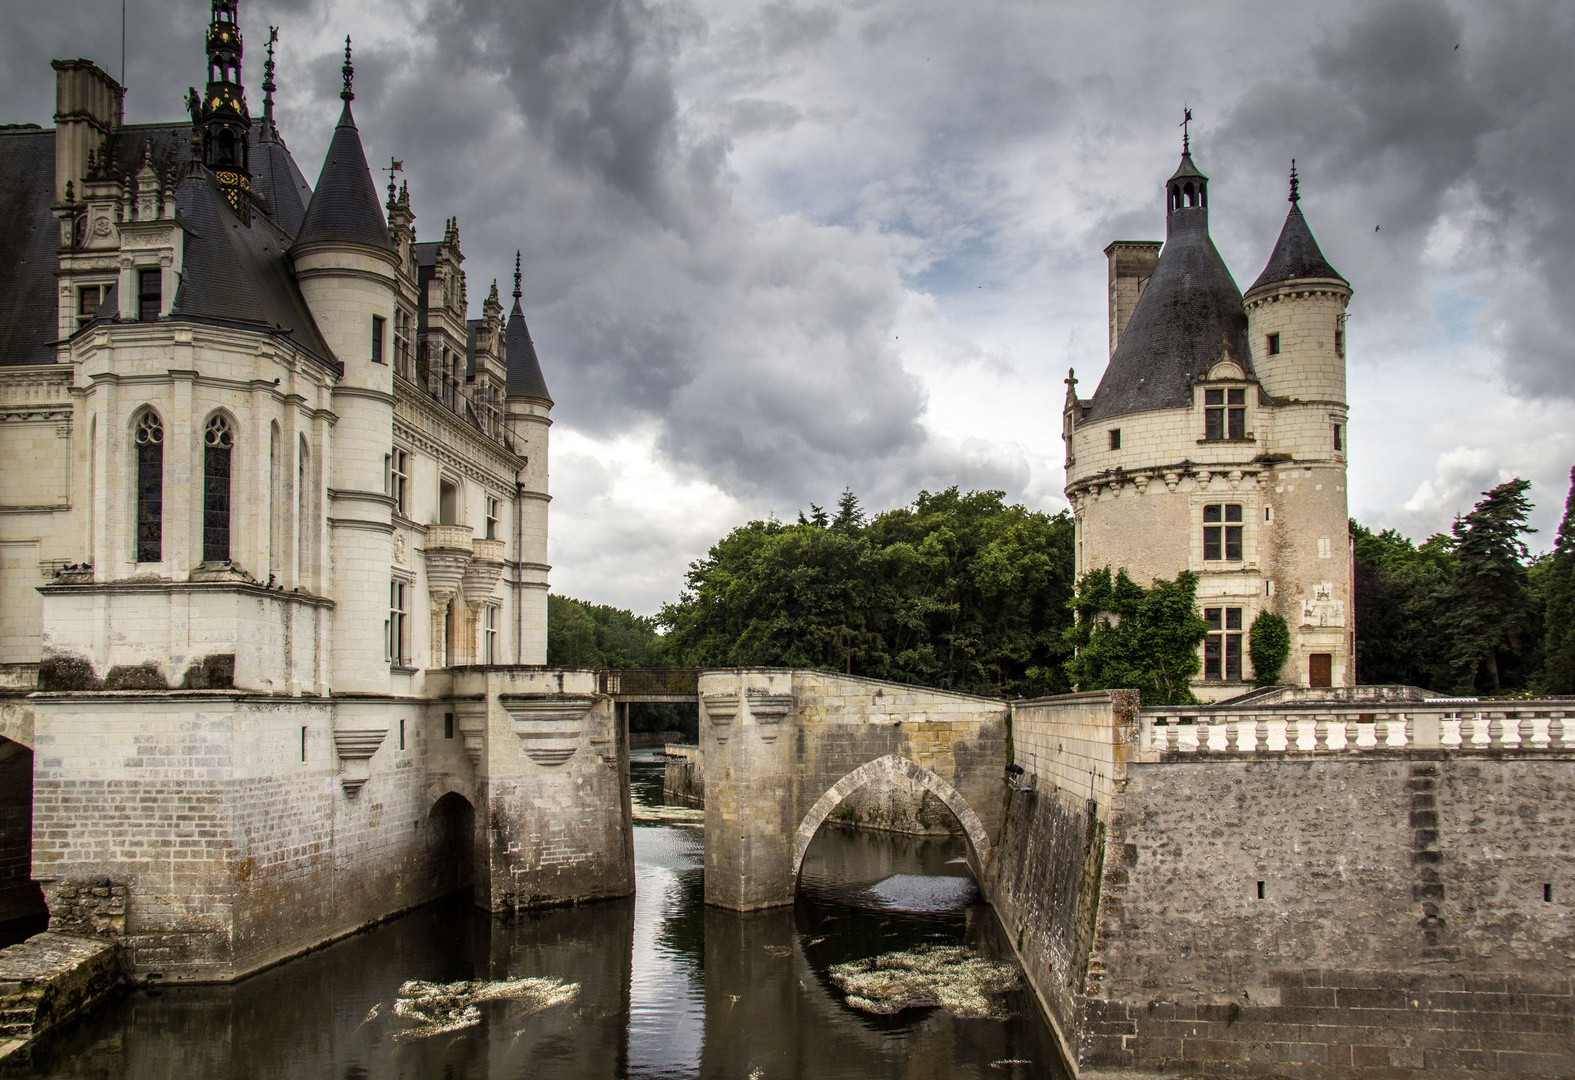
(829, 945, 1020, 1020)
(389, 976, 580, 1040)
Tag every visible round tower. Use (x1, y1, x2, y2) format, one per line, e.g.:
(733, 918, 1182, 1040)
(503, 253, 553, 665)
(289, 40, 399, 694)
(1243, 164, 1355, 691)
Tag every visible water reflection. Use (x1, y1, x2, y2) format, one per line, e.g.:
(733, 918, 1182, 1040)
(12, 754, 1060, 1079)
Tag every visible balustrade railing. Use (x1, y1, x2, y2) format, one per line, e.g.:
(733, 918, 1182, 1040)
(1141, 703, 1575, 756)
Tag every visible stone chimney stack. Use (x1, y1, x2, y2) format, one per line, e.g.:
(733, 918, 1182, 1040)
(52, 59, 124, 203)
(1103, 240, 1161, 358)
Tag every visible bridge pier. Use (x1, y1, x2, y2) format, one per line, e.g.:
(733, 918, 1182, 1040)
(700, 669, 1009, 911)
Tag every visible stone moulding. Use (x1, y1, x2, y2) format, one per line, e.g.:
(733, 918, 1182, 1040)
(332, 727, 388, 796)
(745, 690, 793, 743)
(501, 697, 595, 766)
(460, 538, 506, 607)
(454, 702, 487, 767)
(702, 692, 739, 742)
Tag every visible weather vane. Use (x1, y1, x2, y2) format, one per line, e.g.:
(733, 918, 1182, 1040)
(1181, 105, 1193, 154)
(385, 157, 403, 208)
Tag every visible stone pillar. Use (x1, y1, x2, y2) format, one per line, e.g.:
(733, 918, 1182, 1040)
(423, 525, 472, 667)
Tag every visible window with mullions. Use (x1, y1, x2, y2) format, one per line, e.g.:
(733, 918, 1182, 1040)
(484, 605, 498, 665)
(389, 449, 409, 516)
(137, 269, 161, 322)
(1204, 607, 1243, 680)
(1203, 504, 1243, 561)
(1205, 388, 1246, 440)
(388, 580, 409, 665)
(203, 414, 234, 562)
(134, 411, 163, 562)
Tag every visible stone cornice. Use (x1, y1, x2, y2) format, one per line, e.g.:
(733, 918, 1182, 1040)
(37, 579, 336, 607)
(394, 381, 522, 492)
(1242, 277, 1352, 308)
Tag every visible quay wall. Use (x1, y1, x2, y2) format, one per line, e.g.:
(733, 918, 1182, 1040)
(989, 693, 1575, 1079)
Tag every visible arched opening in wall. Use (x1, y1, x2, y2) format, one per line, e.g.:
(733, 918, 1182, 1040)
(0, 737, 46, 946)
(426, 792, 476, 900)
(793, 756, 991, 914)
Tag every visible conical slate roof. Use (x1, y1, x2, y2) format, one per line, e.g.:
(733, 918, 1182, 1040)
(1083, 159, 1253, 423)
(505, 296, 552, 403)
(1248, 203, 1345, 293)
(293, 101, 392, 252)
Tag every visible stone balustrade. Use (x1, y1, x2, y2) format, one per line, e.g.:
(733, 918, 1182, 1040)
(1140, 700, 1575, 758)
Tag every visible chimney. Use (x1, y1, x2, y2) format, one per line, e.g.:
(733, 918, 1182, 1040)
(1103, 240, 1162, 358)
(52, 59, 124, 203)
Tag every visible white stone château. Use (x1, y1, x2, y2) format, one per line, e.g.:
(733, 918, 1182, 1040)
(1064, 143, 1354, 700)
(0, 3, 631, 980)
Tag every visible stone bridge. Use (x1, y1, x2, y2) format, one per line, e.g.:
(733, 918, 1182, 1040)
(697, 669, 1010, 910)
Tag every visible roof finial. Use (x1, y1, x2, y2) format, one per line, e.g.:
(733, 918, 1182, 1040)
(384, 156, 403, 210)
(341, 36, 354, 101)
(262, 26, 278, 124)
(513, 251, 522, 301)
(1289, 158, 1300, 204)
(1181, 105, 1193, 155)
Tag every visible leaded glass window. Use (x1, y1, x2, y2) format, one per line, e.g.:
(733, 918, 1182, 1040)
(203, 414, 234, 562)
(134, 411, 163, 562)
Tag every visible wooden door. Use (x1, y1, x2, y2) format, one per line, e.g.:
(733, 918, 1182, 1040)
(1309, 653, 1332, 688)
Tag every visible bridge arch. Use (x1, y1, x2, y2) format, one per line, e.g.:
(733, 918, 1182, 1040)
(792, 754, 993, 884)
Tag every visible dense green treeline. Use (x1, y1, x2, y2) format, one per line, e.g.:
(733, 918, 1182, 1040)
(1354, 472, 1575, 695)
(659, 488, 1077, 698)
(544, 594, 695, 737)
(548, 470, 1575, 706)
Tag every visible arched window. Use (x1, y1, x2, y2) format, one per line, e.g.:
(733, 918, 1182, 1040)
(1170, 184, 1180, 211)
(203, 414, 234, 563)
(216, 131, 236, 167)
(1183, 182, 1195, 207)
(134, 410, 163, 562)
(298, 434, 313, 586)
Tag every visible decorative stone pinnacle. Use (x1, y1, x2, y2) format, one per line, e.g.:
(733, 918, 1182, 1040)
(341, 36, 353, 101)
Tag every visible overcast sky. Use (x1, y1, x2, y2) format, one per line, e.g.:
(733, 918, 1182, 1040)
(7, 0, 1574, 614)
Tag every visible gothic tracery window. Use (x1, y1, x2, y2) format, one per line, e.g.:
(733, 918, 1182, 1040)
(134, 411, 164, 562)
(203, 413, 234, 563)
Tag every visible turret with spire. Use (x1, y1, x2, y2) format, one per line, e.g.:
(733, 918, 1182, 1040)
(191, 0, 252, 215)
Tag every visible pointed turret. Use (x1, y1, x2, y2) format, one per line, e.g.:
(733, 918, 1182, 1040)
(1249, 161, 1346, 292)
(505, 252, 552, 403)
(1083, 132, 1253, 422)
(291, 39, 393, 253)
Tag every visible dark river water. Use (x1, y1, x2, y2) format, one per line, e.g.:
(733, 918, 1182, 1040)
(12, 754, 1061, 1079)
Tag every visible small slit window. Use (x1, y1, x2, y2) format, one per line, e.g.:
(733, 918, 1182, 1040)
(1267, 332, 1280, 356)
(371, 315, 386, 364)
(1108, 429, 1121, 451)
(1333, 423, 1343, 452)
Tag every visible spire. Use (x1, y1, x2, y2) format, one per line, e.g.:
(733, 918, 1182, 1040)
(1181, 104, 1192, 155)
(196, 0, 252, 215)
(1165, 111, 1208, 228)
(505, 252, 552, 402)
(1249, 166, 1346, 294)
(341, 36, 354, 101)
(261, 25, 278, 130)
(292, 83, 395, 253)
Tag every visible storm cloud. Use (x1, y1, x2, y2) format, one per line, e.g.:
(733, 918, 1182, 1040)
(5, 0, 1573, 610)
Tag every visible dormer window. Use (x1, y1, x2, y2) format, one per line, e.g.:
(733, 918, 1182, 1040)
(1205, 389, 1245, 440)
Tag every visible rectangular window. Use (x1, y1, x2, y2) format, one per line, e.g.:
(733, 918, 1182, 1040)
(444, 712, 454, 739)
(78, 285, 102, 329)
(1333, 423, 1343, 452)
(1267, 332, 1281, 355)
(485, 497, 500, 540)
(1335, 326, 1344, 357)
(1205, 389, 1224, 440)
(137, 269, 161, 321)
(484, 605, 498, 665)
(301, 726, 308, 763)
(399, 718, 406, 751)
(389, 580, 409, 665)
(1203, 504, 1243, 561)
(1205, 607, 1243, 680)
(439, 480, 458, 525)
(1109, 429, 1121, 451)
(1227, 389, 1245, 439)
(1204, 389, 1246, 440)
(390, 449, 408, 516)
(372, 315, 386, 364)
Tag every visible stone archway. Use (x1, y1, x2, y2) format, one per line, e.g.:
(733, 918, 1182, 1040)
(791, 754, 993, 884)
(426, 791, 477, 902)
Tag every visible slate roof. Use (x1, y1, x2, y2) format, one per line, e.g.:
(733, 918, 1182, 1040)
(1, 119, 328, 368)
(1082, 168, 1255, 423)
(293, 101, 392, 253)
(505, 296, 551, 402)
(1248, 203, 1346, 293)
(0, 127, 60, 366)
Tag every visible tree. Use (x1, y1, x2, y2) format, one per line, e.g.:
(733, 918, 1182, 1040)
(1248, 611, 1290, 686)
(1545, 468, 1575, 694)
(1445, 479, 1536, 693)
(547, 595, 693, 737)
(660, 488, 1076, 697)
(1351, 520, 1455, 688)
(1063, 568, 1210, 705)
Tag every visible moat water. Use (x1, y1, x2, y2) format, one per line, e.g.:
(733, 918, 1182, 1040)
(12, 754, 1061, 1078)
